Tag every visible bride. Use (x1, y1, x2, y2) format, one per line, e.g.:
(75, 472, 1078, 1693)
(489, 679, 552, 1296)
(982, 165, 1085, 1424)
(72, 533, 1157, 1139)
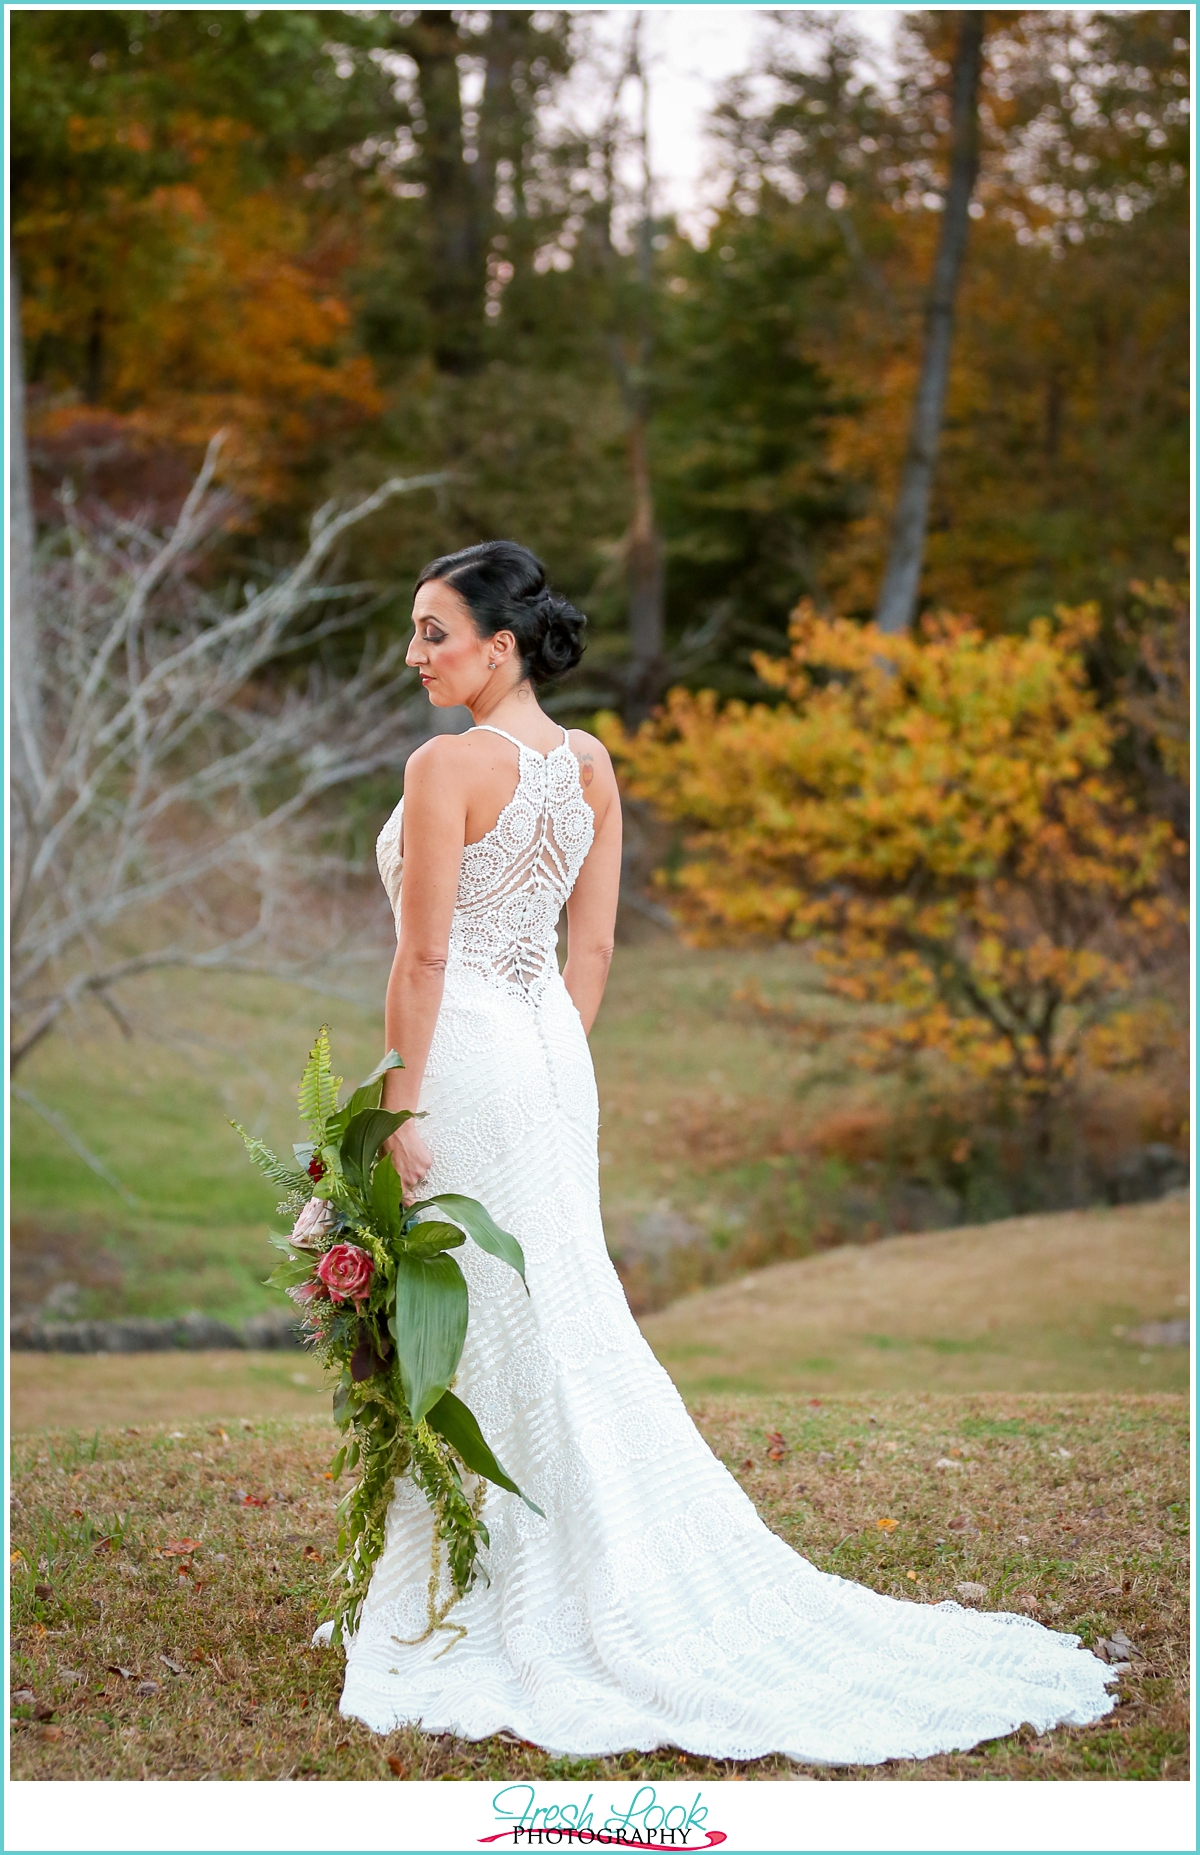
(320, 538, 1115, 1765)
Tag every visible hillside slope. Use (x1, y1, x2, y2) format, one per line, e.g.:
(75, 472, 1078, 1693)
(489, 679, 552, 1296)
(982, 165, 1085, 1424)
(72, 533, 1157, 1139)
(640, 1197, 1191, 1396)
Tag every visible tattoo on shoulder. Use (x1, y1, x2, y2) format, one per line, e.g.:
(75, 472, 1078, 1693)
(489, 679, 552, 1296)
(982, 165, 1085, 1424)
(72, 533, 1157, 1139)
(578, 751, 595, 788)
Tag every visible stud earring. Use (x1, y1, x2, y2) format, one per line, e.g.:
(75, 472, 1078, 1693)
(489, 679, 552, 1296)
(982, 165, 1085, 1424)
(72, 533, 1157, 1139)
(488, 661, 496, 669)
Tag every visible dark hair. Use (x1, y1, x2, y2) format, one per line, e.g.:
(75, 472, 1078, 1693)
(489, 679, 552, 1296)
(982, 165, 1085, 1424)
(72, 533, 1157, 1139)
(414, 539, 586, 687)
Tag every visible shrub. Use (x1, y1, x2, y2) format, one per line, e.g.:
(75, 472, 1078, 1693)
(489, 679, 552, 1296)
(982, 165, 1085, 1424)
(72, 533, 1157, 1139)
(603, 604, 1184, 1154)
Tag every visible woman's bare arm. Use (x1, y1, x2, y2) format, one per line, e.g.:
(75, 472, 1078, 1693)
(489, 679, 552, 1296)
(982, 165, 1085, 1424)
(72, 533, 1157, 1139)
(563, 734, 621, 1034)
(380, 738, 468, 1190)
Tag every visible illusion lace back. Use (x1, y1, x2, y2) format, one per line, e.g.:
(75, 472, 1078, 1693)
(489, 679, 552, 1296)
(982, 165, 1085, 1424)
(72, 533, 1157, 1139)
(322, 724, 1116, 1765)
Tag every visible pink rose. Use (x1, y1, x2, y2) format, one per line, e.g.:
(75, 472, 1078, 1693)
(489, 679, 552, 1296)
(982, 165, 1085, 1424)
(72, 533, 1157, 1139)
(316, 1243, 375, 1307)
(290, 1197, 336, 1249)
(287, 1279, 328, 1309)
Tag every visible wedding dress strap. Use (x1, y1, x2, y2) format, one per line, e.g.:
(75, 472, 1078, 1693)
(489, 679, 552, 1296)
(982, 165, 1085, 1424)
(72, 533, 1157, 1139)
(473, 723, 569, 754)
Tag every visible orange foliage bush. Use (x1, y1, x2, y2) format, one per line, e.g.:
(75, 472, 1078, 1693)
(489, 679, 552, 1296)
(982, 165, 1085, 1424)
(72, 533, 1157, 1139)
(19, 113, 379, 505)
(603, 605, 1185, 1132)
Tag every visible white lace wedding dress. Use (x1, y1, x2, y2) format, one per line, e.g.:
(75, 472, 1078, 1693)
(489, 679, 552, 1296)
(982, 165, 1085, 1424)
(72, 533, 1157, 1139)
(322, 722, 1116, 1764)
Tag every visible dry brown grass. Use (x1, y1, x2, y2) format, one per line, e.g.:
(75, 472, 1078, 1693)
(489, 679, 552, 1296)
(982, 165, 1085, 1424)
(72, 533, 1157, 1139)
(10, 1350, 330, 1433)
(643, 1197, 1191, 1396)
(10, 1393, 1187, 1782)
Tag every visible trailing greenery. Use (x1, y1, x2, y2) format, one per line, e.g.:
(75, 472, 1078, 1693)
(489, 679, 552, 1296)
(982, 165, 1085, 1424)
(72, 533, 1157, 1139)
(235, 1026, 541, 1648)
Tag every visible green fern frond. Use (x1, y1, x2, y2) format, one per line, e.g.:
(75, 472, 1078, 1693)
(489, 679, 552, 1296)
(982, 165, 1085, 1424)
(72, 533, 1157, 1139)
(230, 1122, 308, 1190)
(297, 1025, 343, 1140)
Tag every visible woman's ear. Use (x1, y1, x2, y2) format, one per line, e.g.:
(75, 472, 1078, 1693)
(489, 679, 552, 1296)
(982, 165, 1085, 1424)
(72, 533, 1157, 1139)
(489, 628, 518, 666)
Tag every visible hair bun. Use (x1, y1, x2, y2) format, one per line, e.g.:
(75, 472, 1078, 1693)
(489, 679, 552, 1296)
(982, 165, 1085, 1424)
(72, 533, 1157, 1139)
(528, 588, 586, 682)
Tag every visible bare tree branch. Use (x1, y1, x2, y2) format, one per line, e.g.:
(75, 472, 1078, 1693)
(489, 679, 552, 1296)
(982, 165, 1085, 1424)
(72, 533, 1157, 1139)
(11, 450, 448, 1069)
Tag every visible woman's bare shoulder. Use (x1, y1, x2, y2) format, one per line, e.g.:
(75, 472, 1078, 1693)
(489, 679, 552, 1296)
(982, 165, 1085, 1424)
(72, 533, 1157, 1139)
(565, 729, 617, 803)
(400, 731, 483, 799)
(403, 729, 489, 776)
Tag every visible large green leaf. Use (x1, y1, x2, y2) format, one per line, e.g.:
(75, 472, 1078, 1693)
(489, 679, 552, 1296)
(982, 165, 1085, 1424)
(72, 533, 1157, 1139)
(427, 1390, 544, 1515)
(340, 1108, 405, 1191)
(403, 1218, 466, 1258)
(389, 1252, 468, 1424)
(369, 1155, 404, 1243)
(265, 1255, 317, 1291)
(403, 1193, 527, 1286)
(345, 1049, 404, 1120)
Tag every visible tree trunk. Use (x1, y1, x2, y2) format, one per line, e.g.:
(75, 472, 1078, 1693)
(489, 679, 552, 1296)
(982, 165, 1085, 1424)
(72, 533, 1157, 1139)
(10, 257, 43, 791)
(625, 415, 665, 721)
(412, 13, 488, 376)
(873, 12, 985, 635)
(620, 13, 666, 726)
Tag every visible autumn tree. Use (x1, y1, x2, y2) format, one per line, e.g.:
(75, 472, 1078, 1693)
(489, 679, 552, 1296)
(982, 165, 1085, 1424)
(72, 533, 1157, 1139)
(12, 10, 400, 507)
(603, 605, 1183, 1149)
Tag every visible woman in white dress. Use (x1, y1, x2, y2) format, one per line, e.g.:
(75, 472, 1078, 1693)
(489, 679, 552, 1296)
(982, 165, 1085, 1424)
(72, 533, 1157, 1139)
(324, 538, 1116, 1765)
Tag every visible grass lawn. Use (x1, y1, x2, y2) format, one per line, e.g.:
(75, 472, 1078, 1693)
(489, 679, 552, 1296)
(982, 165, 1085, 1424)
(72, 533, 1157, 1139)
(8, 943, 924, 1324)
(10, 1394, 1187, 1782)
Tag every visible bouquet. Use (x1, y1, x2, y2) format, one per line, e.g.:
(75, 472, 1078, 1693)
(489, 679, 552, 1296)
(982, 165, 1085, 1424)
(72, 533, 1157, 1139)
(233, 1026, 540, 1650)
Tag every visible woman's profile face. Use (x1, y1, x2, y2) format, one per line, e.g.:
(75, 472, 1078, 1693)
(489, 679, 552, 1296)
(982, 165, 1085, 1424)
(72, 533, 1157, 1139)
(406, 579, 517, 706)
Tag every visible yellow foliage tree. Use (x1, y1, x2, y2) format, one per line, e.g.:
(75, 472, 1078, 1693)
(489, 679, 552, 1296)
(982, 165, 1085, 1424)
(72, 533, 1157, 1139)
(603, 606, 1183, 1139)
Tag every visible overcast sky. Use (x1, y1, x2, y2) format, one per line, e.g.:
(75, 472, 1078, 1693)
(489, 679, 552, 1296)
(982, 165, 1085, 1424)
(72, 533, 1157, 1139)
(566, 6, 905, 238)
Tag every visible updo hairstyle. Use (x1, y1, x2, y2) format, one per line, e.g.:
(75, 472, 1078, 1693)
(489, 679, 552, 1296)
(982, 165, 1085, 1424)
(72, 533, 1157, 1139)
(414, 539, 586, 687)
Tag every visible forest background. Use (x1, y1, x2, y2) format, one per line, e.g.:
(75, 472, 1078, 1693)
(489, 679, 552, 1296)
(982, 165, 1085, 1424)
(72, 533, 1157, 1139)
(9, 6, 1190, 1330)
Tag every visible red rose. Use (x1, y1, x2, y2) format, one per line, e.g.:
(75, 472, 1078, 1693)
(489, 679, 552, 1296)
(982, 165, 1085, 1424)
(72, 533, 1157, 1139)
(308, 1157, 326, 1181)
(316, 1243, 375, 1307)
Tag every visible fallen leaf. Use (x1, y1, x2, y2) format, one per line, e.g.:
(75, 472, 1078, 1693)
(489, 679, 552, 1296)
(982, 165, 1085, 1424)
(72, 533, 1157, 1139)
(1015, 1534, 1031, 1544)
(934, 1458, 964, 1470)
(956, 1581, 987, 1601)
(808, 1399, 821, 1408)
(92, 1536, 117, 1555)
(159, 1656, 184, 1676)
(303, 1545, 322, 1562)
(135, 1680, 160, 1698)
(241, 1494, 268, 1508)
(33, 1701, 56, 1722)
(125, 1427, 139, 1436)
(11, 1689, 35, 1707)
(38, 1724, 63, 1742)
(817, 1451, 834, 1464)
(387, 1755, 407, 1776)
(905, 1570, 918, 1581)
(875, 1517, 899, 1533)
(162, 1539, 202, 1556)
(57, 1668, 85, 1685)
(9, 1550, 26, 1565)
(34, 1583, 53, 1601)
(740, 1458, 754, 1471)
(106, 1665, 135, 1680)
(1056, 1448, 1073, 1460)
(210, 1427, 229, 1441)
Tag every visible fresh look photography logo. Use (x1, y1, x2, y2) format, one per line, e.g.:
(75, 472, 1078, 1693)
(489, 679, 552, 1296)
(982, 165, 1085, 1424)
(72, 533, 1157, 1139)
(479, 1784, 727, 1849)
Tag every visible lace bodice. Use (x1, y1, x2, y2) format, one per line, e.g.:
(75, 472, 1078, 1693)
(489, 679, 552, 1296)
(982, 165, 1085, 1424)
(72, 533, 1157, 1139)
(376, 724, 595, 1006)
